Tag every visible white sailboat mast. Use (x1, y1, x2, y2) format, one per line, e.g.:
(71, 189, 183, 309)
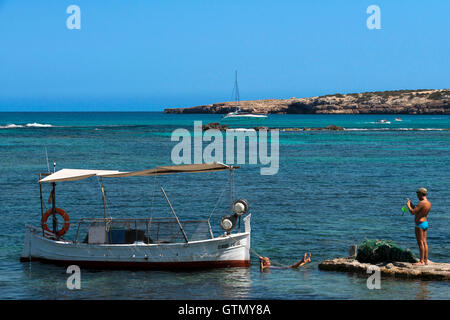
(234, 70, 240, 112)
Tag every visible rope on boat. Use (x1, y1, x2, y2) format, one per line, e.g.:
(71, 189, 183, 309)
(247, 246, 284, 267)
(208, 183, 228, 221)
(104, 216, 113, 232)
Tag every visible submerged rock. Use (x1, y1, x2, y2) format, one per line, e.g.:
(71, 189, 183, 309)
(202, 124, 346, 132)
(202, 122, 228, 131)
(303, 125, 345, 131)
(282, 125, 345, 131)
(253, 126, 269, 131)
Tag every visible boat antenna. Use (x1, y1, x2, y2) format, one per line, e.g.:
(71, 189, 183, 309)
(44, 147, 50, 173)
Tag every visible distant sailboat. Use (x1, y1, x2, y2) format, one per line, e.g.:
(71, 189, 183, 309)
(221, 71, 268, 122)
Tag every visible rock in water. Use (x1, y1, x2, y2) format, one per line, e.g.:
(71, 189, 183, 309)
(318, 258, 450, 280)
(323, 125, 344, 130)
(202, 122, 228, 131)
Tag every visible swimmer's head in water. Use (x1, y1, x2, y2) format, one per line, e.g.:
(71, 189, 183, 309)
(262, 257, 271, 266)
(416, 187, 428, 197)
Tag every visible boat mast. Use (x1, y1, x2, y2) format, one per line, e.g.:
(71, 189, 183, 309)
(234, 70, 240, 112)
(39, 171, 52, 236)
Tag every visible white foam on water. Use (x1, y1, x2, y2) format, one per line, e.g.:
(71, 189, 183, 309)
(0, 123, 54, 129)
(344, 128, 446, 131)
(226, 128, 256, 132)
(0, 124, 24, 129)
(344, 128, 369, 131)
(25, 122, 53, 127)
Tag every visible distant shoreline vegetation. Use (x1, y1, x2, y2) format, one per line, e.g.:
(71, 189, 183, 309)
(164, 89, 450, 115)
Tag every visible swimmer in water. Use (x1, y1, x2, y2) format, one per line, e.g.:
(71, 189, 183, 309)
(259, 253, 311, 272)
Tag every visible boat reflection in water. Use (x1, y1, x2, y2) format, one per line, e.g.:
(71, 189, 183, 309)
(21, 261, 252, 299)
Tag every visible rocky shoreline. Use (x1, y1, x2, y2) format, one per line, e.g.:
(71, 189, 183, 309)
(201, 122, 346, 131)
(318, 257, 450, 281)
(200, 122, 450, 132)
(164, 89, 450, 114)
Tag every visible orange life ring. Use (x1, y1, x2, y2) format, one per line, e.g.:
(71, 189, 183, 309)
(41, 208, 70, 237)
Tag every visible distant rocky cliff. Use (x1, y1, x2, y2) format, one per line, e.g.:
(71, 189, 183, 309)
(164, 89, 450, 114)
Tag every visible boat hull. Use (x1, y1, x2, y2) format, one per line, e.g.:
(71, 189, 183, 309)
(221, 115, 267, 124)
(20, 225, 251, 270)
(19, 257, 249, 269)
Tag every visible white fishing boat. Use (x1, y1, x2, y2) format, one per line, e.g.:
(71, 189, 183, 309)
(20, 163, 251, 269)
(221, 71, 268, 123)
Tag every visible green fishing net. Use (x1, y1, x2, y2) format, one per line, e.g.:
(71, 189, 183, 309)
(356, 239, 417, 263)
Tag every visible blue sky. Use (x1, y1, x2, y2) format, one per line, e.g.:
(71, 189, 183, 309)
(0, 0, 449, 111)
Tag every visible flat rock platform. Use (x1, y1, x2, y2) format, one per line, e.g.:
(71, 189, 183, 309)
(318, 258, 450, 281)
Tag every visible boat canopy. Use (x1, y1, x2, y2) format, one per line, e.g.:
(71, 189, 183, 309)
(39, 163, 232, 183)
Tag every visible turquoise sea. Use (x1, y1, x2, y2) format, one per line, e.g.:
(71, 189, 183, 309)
(0, 112, 449, 300)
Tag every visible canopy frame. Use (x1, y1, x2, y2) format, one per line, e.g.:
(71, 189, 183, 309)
(37, 163, 240, 239)
(38, 163, 236, 184)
